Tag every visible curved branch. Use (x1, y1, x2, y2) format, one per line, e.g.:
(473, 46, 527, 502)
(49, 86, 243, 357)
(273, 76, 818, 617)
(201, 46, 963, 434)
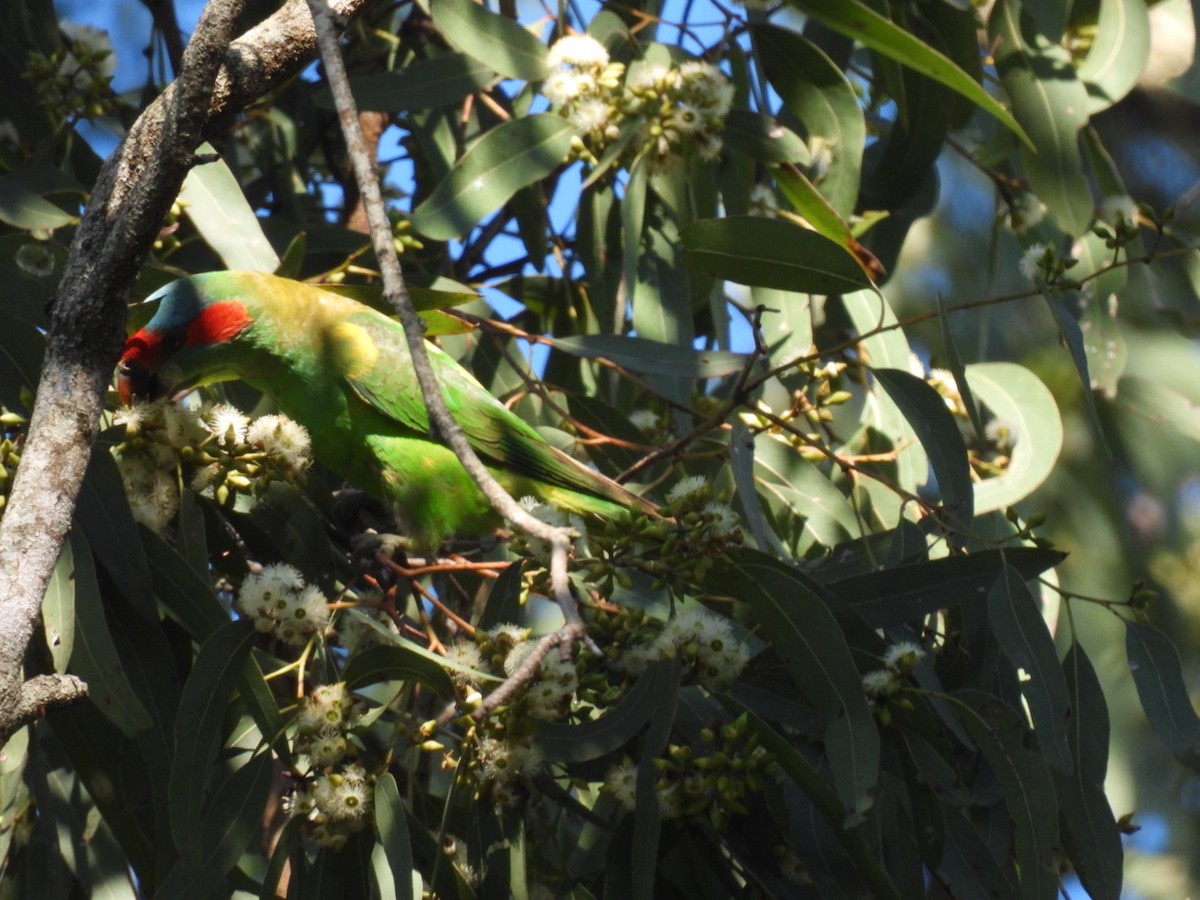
(0, 0, 371, 747)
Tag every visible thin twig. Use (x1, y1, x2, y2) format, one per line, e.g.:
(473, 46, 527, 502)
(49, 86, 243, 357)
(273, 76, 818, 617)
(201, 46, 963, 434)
(305, 0, 586, 632)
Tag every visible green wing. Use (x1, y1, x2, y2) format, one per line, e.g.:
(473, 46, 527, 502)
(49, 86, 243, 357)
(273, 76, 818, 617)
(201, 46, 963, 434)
(336, 310, 654, 514)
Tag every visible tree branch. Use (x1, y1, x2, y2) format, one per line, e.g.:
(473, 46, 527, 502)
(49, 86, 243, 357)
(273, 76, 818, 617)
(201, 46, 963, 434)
(0, 0, 371, 747)
(305, 0, 588, 632)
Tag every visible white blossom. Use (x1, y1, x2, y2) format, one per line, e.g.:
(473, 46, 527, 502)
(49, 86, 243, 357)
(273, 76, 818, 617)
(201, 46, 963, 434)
(546, 34, 609, 70)
(1018, 243, 1048, 283)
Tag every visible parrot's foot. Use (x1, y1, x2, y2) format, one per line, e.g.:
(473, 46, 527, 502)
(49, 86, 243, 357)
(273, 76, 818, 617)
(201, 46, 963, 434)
(350, 531, 414, 571)
(331, 488, 395, 537)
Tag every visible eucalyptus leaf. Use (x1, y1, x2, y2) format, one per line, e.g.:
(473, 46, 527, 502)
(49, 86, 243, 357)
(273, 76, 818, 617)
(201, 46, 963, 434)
(431, 0, 547, 81)
(987, 565, 1072, 773)
(410, 116, 572, 241)
(791, 0, 1030, 147)
(168, 620, 256, 862)
(711, 550, 879, 819)
(989, 1, 1093, 234)
(681, 217, 872, 295)
(181, 147, 280, 273)
(965, 363, 1063, 514)
(331, 55, 498, 112)
(874, 368, 974, 530)
(1125, 620, 1200, 773)
(0, 174, 76, 232)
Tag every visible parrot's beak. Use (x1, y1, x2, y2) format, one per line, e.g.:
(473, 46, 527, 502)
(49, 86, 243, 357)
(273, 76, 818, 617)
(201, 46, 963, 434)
(117, 358, 162, 406)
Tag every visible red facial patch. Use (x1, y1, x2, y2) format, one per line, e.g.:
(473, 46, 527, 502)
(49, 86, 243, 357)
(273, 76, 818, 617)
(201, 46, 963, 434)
(120, 329, 159, 366)
(185, 300, 253, 347)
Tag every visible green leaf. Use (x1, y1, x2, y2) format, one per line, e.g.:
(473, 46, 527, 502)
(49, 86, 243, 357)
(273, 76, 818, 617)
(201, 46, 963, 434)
(141, 524, 229, 640)
(628, 195, 693, 407)
(1077, 0, 1150, 113)
(965, 363, 1064, 513)
(987, 565, 1072, 773)
(0, 174, 76, 232)
(752, 25, 865, 215)
(342, 643, 457, 697)
(826, 547, 1066, 627)
(939, 807, 1020, 900)
(840, 290, 928, 493)
(1046, 294, 1108, 444)
(1125, 620, 1200, 773)
(712, 550, 878, 821)
(410, 115, 573, 241)
(431, 0, 547, 81)
(722, 110, 811, 164)
(681, 217, 872, 295)
(936, 295, 984, 441)
(331, 55, 498, 112)
(874, 368, 974, 530)
(1055, 642, 1122, 900)
(260, 815, 303, 900)
(952, 691, 1061, 900)
(729, 420, 792, 559)
(791, 0, 1031, 148)
(67, 530, 154, 737)
(77, 446, 155, 620)
(546, 334, 747, 378)
(750, 431, 860, 556)
(632, 661, 678, 900)
(534, 661, 675, 764)
(181, 146, 280, 272)
(169, 620, 256, 863)
(157, 753, 274, 899)
(989, 1, 1093, 234)
(372, 774, 415, 900)
(478, 560, 524, 631)
(42, 537, 76, 674)
(247, 482, 342, 588)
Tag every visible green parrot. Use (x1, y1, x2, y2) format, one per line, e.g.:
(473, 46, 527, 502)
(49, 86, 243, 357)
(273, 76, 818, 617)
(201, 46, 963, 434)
(117, 271, 656, 544)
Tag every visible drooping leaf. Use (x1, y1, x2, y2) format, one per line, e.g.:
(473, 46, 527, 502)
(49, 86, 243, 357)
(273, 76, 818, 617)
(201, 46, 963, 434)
(478, 559, 525, 631)
(168, 620, 256, 862)
(826, 547, 1066, 627)
(1076, 0, 1150, 113)
(78, 446, 155, 620)
(989, 1, 1093, 234)
(330, 55, 498, 112)
(67, 530, 154, 738)
(546, 334, 747, 379)
(722, 110, 811, 164)
(372, 774, 415, 900)
(410, 115, 572, 241)
(157, 753, 273, 898)
(965, 363, 1064, 514)
(42, 536, 76, 674)
(534, 660, 676, 764)
(342, 643, 457, 697)
(840, 290, 928, 493)
(875, 368, 975, 532)
(180, 147, 280, 273)
(1125, 619, 1200, 773)
(952, 691, 1061, 900)
(987, 565, 1073, 773)
(750, 430, 860, 556)
(0, 174, 76, 232)
(791, 0, 1030, 147)
(752, 25, 865, 215)
(1055, 641, 1122, 900)
(431, 0, 547, 81)
(711, 550, 879, 820)
(681, 217, 873, 295)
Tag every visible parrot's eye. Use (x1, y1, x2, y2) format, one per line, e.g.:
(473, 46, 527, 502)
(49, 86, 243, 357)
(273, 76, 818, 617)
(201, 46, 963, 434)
(161, 331, 185, 353)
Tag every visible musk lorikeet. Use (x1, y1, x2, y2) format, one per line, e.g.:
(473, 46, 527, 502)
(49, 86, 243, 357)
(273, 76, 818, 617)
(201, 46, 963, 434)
(117, 271, 656, 545)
